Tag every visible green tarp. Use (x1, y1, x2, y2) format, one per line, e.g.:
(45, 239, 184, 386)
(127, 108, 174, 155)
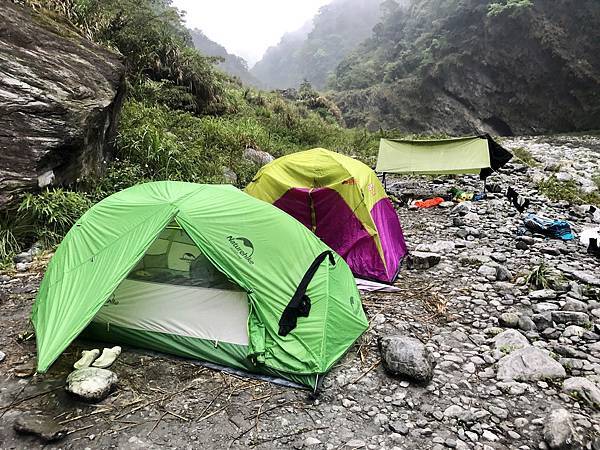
(32, 181, 368, 389)
(376, 136, 492, 175)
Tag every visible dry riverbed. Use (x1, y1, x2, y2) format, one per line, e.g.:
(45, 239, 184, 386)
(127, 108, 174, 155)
(1, 135, 599, 450)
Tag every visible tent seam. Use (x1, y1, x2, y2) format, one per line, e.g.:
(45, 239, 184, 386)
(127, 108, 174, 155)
(44, 204, 179, 290)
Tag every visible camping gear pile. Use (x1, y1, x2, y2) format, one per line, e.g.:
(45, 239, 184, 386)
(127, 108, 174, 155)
(523, 213, 575, 241)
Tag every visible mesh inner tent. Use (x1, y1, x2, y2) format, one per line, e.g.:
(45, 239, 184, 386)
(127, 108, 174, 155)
(127, 221, 239, 290)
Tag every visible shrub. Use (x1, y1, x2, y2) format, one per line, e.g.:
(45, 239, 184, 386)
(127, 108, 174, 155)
(525, 260, 563, 290)
(0, 189, 91, 262)
(511, 147, 538, 167)
(538, 176, 600, 206)
(18, 189, 91, 248)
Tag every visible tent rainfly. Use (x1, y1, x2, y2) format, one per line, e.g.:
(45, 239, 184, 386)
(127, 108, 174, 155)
(376, 135, 512, 179)
(32, 181, 368, 389)
(245, 148, 408, 284)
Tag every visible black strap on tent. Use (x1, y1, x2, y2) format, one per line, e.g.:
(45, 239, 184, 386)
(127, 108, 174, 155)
(278, 251, 336, 336)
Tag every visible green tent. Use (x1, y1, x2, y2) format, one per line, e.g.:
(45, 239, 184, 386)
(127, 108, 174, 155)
(32, 181, 368, 389)
(376, 136, 512, 177)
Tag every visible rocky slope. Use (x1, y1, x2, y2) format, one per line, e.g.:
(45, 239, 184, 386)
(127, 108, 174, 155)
(0, 2, 125, 206)
(251, 0, 384, 90)
(190, 29, 262, 88)
(331, 0, 600, 135)
(1, 135, 599, 449)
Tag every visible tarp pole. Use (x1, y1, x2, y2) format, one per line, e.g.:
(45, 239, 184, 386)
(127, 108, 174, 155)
(382, 172, 387, 191)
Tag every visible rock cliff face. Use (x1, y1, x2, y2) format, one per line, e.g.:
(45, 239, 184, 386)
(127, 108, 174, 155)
(0, 2, 125, 206)
(331, 0, 600, 135)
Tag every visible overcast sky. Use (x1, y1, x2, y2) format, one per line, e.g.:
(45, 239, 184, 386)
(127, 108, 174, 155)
(173, 0, 332, 66)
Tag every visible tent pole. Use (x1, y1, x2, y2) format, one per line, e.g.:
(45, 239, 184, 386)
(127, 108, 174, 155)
(383, 172, 387, 191)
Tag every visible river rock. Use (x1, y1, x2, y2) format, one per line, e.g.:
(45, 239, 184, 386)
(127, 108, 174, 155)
(243, 148, 274, 166)
(499, 312, 520, 328)
(562, 298, 588, 312)
(551, 311, 591, 327)
(571, 271, 600, 287)
(408, 251, 441, 270)
(529, 289, 559, 300)
(13, 414, 67, 443)
(532, 313, 554, 330)
(496, 347, 566, 381)
(222, 167, 238, 184)
(562, 377, 600, 410)
(415, 240, 456, 254)
(543, 408, 581, 449)
(452, 202, 472, 215)
(493, 329, 530, 353)
(379, 335, 436, 383)
(0, 2, 125, 205)
(65, 367, 118, 402)
(518, 315, 537, 332)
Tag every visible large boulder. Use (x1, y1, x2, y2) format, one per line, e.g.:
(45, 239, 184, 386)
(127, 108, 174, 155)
(0, 2, 125, 205)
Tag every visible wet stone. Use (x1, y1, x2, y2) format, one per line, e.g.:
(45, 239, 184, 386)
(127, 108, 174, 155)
(13, 414, 67, 443)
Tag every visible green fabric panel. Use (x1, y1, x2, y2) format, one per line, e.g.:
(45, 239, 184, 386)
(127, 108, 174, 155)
(33, 203, 178, 372)
(83, 322, 317, 389)
(323, 253, 368, 371)
(32, 181, 367, 385)
(376, 137, 491, 174)
(174, 186, 361, 376)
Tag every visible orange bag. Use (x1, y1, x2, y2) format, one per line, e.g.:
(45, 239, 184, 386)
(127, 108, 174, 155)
(414, 197, 444, 208)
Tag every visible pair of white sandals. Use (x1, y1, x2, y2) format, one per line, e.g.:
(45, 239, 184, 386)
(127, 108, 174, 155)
(74, 346, 121, 370)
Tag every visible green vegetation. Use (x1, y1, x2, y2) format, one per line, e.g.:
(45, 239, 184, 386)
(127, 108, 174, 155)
(593, 173, 600, 190)
(511, 147, 538, 166)
(538, 176, 600, 206)
(488, 0, 534, 17)
(2, 0, 381, 263)
(0, 189, 90, 264)
(525, 260, 563, 290)
(251, 0, 384, 89)
(329, 0, 600, 132)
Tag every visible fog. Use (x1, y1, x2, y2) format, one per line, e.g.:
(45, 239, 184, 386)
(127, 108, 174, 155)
(173, 0, 332, 65)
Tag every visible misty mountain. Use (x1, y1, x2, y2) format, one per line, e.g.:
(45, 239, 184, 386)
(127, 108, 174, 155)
(251, 0, 384, 90)
(331, 0, 600, 135)
(190, 29, 262, 88)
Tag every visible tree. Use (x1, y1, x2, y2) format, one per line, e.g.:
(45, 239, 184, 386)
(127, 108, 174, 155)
(488, 0, 534, 17)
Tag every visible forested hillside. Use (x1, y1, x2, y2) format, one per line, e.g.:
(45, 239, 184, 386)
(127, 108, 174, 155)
(251, 0, 384, 89)
(189, 29, 262, 88)
(330, 0, 600, 134)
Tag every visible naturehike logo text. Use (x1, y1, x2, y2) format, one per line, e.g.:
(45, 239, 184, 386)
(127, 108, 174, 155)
(227, 236, 255, 265)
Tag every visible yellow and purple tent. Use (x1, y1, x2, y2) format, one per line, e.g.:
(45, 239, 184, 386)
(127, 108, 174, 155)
(245, 148, 407, 283)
